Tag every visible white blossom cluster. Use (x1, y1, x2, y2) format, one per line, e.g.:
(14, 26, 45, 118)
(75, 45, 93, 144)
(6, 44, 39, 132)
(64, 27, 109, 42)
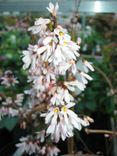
(22, 2, 94, 144)
(0, 70, 24, 120)
(14, 130, 60, 156)
(0, 2, 95, 156)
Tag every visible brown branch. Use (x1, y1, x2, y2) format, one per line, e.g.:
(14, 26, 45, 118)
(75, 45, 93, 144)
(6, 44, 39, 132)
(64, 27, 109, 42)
(19, 103, 47, 123)
(85, 128, 117, 136)
(30, 104, 47, 114)
(93, 65, 115, 95)
(26, 104, 47, 120)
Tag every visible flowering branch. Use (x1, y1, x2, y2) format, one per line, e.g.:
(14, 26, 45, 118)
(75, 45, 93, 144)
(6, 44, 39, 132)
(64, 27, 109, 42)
(0, 2, 94, 156)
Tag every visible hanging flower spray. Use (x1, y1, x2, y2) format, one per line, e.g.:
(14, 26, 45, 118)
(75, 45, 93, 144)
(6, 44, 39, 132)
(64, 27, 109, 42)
(0, 2, 94, 156)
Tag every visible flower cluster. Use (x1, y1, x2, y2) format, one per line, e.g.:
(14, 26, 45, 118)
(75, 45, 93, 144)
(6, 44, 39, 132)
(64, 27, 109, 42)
(0, 70, 24, 120)
(22, 2, 94, 144)
(14, 130, 60, 156)
(12, 2, 94, 156)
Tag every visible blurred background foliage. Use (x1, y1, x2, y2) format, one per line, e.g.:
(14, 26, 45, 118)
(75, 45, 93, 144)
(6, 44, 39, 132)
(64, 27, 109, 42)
(0, 13, 117, 156)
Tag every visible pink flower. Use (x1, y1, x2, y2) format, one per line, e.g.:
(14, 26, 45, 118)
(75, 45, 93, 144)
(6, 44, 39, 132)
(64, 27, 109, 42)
(1, 70, 18, 87)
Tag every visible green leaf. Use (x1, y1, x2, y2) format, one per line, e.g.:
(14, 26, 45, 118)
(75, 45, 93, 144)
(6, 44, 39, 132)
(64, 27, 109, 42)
(0, 117, 18, 131)
(85, 101, 97, 111)
(77, 100, 97, 112)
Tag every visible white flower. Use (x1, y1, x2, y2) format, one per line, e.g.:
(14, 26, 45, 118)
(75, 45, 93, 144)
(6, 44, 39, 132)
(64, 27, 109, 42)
(9, 107, 19, 117)
(2, 97, 12, 106)
(15, 94, 24, 106)
(1, 96, 20, 118)
(16, 136, 40, 155)
(37, 34, 56, 62)
(54, 25, 70, 41)
(36, 130, 45, 143)
(64, 80, 86, 92)
(28, 17, 50, 35)
(55, 61, 71, 75)
(77, 60, 94, 73)
(42, 103, 88, 142)
(21, 1, 94, 147)
(22, 44, 38, 70)
(50, 92, 64, 106)
(0, 107, 8, 120)
(47, 145, 60, 156)
(49, 26, 80, 65)
(79, 71, 93, 85)
(40, 145, 60, 156)
(36, 26, 80, 67)
(69, 59, 77, 75)
(46, 2, 59, 16)
(22, 50, 31, 69)
(50, 87, 74, 105)
(0, 107, 18, 120)
(84, 116, 94, 125)
(32, 75, 50, 92)
(40, 146, 46, 155)
(33, 60, 56, 81)
(84, 60, 94, 72)
(1, 70, 18, 87)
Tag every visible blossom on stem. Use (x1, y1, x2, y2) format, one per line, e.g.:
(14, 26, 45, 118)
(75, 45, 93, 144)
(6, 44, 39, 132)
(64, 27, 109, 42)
(36, 130, 45, 143)
(84, 60, 94, 71)
(41, 103, 88, 142)
(2, 97, 12, 106)
(47, 145, 60, 156)
(22, 44, 38, 70)
(28, 17, 50, 35)
(50, 87, 74, 105)
(0, 94, 24, 120)
(46, 2, 59, 17)
(15, 94, 24, 106)
(64, 80, 86, 92)
(1, 70, 18, 87)
(16, 136, 40, 155)
(40, 145, 60, 156)
(21, 2, 94, 147)
(0, 107, 19, 120)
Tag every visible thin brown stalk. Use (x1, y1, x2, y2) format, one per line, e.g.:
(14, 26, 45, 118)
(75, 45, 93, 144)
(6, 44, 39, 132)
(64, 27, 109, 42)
(85, 128, 117, 136)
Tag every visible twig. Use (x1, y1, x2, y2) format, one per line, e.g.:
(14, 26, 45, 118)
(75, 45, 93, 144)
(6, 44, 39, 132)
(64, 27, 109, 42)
(30, 104, 47, 114)
(85, 128, 117, 136)
(93, 65, 115, 95)
(19, 103, 47, 123)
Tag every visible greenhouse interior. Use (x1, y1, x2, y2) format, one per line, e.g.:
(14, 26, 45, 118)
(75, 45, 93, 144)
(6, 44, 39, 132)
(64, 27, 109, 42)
(0, 0, 117, 156)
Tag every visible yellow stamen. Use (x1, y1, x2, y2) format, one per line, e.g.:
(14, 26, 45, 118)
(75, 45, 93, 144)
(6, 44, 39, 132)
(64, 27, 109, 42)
(49, 41, 53, 46)
(62, 106, 68, 112)
(59, 31, 64, 36)
(53, 107, 59, 113)
(63, 41, 68, 46)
